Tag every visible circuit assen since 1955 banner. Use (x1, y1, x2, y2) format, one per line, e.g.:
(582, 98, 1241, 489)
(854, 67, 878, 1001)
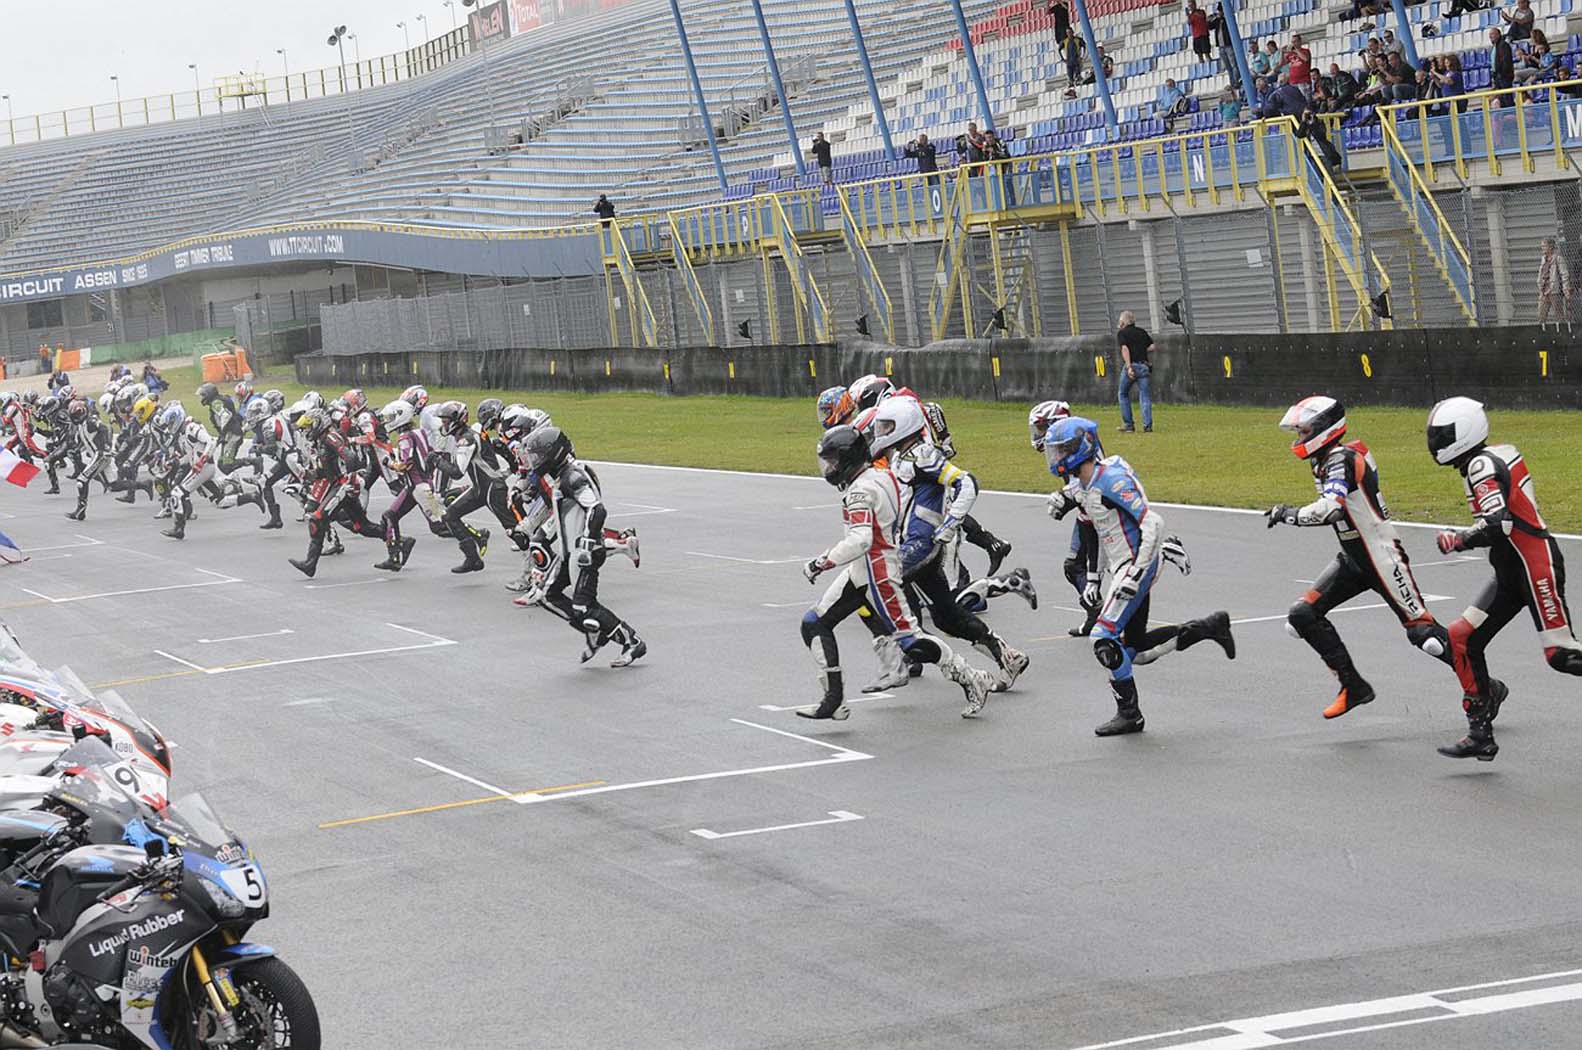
(0, 225, 603, 306)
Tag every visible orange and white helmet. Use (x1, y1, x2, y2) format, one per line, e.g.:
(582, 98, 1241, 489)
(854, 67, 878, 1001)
(1279, 395, 1347, 460)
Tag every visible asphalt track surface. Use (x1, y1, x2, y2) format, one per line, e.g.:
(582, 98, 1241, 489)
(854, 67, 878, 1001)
(1, 461, 1581, 1049)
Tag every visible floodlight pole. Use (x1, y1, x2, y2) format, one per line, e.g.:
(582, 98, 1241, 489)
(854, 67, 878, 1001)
(750, 0, 805, 178)
(844, 0, 896, 161)
(670, 0, 729, 194)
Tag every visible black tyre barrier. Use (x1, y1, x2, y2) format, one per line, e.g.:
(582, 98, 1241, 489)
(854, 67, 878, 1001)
(296, 325, 1581, 410)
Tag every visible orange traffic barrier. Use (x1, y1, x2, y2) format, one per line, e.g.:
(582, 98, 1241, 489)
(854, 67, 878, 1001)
(200, 350, 254, 383)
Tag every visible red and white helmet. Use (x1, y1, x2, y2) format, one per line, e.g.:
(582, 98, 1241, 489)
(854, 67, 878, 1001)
(1280, 395, 1348, 460)
(1027, 399, 1072, 450)
(848, 374, 895, 411)
(858, 395, 926, 461)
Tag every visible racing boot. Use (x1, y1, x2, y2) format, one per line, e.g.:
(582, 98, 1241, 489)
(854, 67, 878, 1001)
(476, 528, 491, 559)
(796, 666, 850, 721)
(43, 468, 59, 496)
(64, 495, 87, 521)
(452, 537, 486, 574)
(984, 537, 1013, 577)
(577, 619, 608, 664)
(115, 479, 137, 505)
(614, 528, 641, 567)
(1437, 679, 1508, 761)
(1007, 567, 1038, 609)
(398, 536, 416, 566)
(940, 651, 996, 718)
(289, 534, 324, 579)
(1068, 605, 1100, 638)
(373, 539, 406, 572)
(152, 502, 173, 520)
(608, 624, 647, 668)
(862, 635, 911, 693)
(1177, 610, 1236, 659)
(161, 512, 187, 541)
(324, 529, 344, 556)
(1095, 677, 1145, 736)
(259, 503, 284, 530)
(1322, 665, 1376, 720)
(977, 633, 1029, 692)
(504, 564, 532, 593)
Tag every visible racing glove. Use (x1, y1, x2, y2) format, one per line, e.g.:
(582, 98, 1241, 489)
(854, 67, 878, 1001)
(804, 555, 833, 585)
(1080, 579, 1102, 609)
(1161, 535, 1192, 576)
(1046, 489, 1079, 521)
(1264, 504, 1297, 528)
(934, 519, 962, 547)
(1436, 529, 1469, 555)
(1112, 560, 1147, 604)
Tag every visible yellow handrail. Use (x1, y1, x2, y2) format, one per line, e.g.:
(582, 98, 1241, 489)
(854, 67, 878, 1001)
(1380, 77, 1582, 180)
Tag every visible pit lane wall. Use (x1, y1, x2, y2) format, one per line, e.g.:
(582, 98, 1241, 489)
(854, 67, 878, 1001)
(295, 325, 1579, 410)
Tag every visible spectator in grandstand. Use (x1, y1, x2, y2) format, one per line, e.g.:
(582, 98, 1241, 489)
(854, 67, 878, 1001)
(1491, 28, 1516, 93)
(1255, 39, 1283, 93)
(1063, 31, 1085, 99)
(1327, 62, 1361, 108)
(1514, 39, 1558, 83)
(1538, 236, 1572, 323)
(1260, 81, 1309, 119)
(593, 194, 616, 226)
(1208, 4, 1238, 87)
(1442, 0, 1484, 21)
(1502, 0, 1535, 41)
(810, 132, 834, 185)
(1114, 311, 1155, 433)
(984, 131, 1014, 204)
(1354, 55, 1390, 106)
(1160, 78, 1190, 130)
(1048, 0, 1071, 46)
(1297, 107, 1344, 171)
(1384, 52, 1419, 101)
(1218, 85, 1244, 124)
(1281, 34, 1314, 98)
(904, 133, 940, 187)
(1249, 38, 1271, 83)
(964, 122, 987, 164)
(1312, 77, 1344, 114)
(1187, 0, 1212, 62)
(1428, 54, 1467, 110)
(1349, 0, 1383, 28)
(1381, 30, 1406, 60)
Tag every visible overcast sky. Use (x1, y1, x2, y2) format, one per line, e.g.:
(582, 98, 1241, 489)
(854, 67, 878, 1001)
(0, 1, 468, 118)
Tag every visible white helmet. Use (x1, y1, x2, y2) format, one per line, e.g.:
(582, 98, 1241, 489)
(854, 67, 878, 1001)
(1427, 396, 1489, 466)
(243, 398, 271, 427)
(1027, 400, 1072, 450)
(860, 395, 926, 460)
(1279, 395, 1348, 460)
(379, 400, 415, 431)
(848, 374, 895, 411)
(97, 392, 115, 416)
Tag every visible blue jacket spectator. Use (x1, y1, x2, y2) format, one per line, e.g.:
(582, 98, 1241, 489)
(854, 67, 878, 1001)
(1159, 78, 1190, 128)
(1260, 82, 1308, 118)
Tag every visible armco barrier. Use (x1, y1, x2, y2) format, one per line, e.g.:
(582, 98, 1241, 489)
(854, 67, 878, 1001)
(295, 326, 1578, 409)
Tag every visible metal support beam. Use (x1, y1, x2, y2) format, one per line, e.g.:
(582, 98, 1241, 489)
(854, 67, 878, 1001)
(751, 0, 805, 178)
(1216, 0, 1258, 108)
(1069, 0, 1118, 137)
(945, 0, 997, 135)
(1388, 0, 1422, 68)
(844, 0, 897, 160)
(669, 0, 729, 194)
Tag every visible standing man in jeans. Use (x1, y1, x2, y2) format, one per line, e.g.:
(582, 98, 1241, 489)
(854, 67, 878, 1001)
(1116, 310, 1156, 433)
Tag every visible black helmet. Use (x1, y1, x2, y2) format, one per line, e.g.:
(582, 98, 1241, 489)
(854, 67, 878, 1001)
(476, 398, 505, 432)
(434, 400, 469, 435)
(523, 425, 574, 477)
(196, 382, 219, 405)
(817, 425, 871, 490)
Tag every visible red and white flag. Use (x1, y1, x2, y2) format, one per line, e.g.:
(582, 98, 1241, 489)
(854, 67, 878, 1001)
(0, 447, 39, 489)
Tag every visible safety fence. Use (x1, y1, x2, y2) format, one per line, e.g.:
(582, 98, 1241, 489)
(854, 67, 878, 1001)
(296, 324, 1580, 410)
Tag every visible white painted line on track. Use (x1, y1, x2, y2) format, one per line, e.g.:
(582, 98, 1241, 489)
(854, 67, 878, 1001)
(283, 697, 333, 707)
(760, 601, 806, 608)
(759, 692, 893, 712)
(1411, 555, 1484, 567)
(588, 460, 1582, 541)
(198, 629, 295, 644)
(414, 757, 515, 799)
(519, 718, 873, 806)
(1231, 595, 1454, 626)
(791, 503, 839, 511)
(382, 623, 457, 645)
(302, 578, 389, 590)
(692, 810, 864, 840)
(613, 502, 678, 517)
(152, 649, 207, 673)
(19, 566, 241, 604)
(25, 554, 72, 563)
(1066, 966, 1582, 1049)
(687, 551, 806, 565)
(17, 535, 103, 553)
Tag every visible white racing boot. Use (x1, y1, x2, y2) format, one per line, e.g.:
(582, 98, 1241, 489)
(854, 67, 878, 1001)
(862, 635, 911, 693)
(976, 633, 1029, 693)
(940, 652, 996, 718)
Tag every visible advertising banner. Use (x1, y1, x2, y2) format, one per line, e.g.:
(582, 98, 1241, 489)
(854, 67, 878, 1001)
(509, 0, 542, 33)
(468, 0, 512, 45)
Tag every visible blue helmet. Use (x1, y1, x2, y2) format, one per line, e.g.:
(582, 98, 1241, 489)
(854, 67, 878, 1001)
(1045, 416, 1101, 478)
(816, 385, 855, 429)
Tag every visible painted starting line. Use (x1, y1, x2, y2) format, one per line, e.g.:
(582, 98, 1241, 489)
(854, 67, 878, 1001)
(150, 622, 455, 677)
(1068, 967, 1582, 1049)
(20, 567, 240, 604)
(324, 719, 872, 829)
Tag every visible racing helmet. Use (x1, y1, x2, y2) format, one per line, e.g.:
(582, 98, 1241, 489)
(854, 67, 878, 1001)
(243, 398, 271, 428)
(19, 390, 39, 408)
(156, 401, 187, 431)
(342, 388, 368, 416)
(400, 385, 429, 411)
(848, 374, 895, 411)
(234, 380, 255, 405)
(68, 399, 91, 422)
(816, 386, 856, 430)
(1280, 395, 1348, 460)
(96, 392, 115, 417)
(522, 425, 574, 477)
(131, 397, 158, 426)
(476, 398, 505, 433)
(1045, 416, 1101, 479)
(1028, 400, 1072, 451)
(264, 389, 286, 413)
(379, 400, 415, 431)
(1427, 396, 1489, 466)
(860, 396, 926, 460)
(500, 405, 547, 441)
(195, 382, 219, 405)
(817, 425, 871, 490)
(434, 400, 469, 436)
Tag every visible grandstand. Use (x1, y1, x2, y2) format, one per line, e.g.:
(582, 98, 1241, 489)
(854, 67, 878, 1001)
(2, 0, 1581, 363)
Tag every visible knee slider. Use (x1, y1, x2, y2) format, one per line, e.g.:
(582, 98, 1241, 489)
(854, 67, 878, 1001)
(800, 610, 823, 646)
(1286, 600, 1318, 638)
(1093, 636, 1125, 670)
(900, 636, 941, 664)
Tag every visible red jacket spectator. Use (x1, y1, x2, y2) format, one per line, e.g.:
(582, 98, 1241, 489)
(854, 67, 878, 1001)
(1187, 1, 1211, 58)
(1283, 36, 1313, 87)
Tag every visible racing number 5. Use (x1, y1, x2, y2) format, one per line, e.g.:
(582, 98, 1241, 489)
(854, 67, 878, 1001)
(242, 866, 264, 903)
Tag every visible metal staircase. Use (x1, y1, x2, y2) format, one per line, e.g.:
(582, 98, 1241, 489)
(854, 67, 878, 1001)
(835, 191, 894, 343)
(760, 195, 833, 344)
(1378, 118, 1478, 324)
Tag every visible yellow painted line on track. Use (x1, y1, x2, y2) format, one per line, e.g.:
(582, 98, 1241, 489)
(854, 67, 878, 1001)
(94, 668, 206, 688)
(318, 781, 606, 829)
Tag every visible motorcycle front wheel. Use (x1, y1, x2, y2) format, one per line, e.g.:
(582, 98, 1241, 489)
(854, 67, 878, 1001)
(180, 956, 321, 1050)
